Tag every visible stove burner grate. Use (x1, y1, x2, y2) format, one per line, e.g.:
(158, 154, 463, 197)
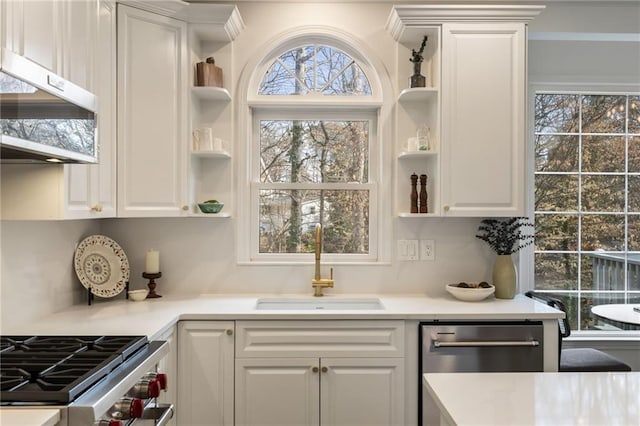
(0, 335, 148, 404)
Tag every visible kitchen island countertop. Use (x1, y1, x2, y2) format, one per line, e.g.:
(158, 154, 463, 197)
(423, 371, 640, 426)
(0, 408, 60, 426)
(1, 293, 563, 339)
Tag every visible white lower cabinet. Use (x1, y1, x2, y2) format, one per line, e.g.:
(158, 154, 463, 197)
(177, 321, 234, 426)
(235, 320, 405, 426)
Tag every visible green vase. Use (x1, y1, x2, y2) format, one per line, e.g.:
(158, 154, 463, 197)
(493, 254, 516, 299)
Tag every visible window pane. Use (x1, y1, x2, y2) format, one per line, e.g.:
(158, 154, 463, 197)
(535, 175, 578, 211)
(315, 46, 371, 96)
(581, 175, 625, 212)
(535, 135, 578, 172)
(629, 176, 640, 212)
(630, 136, 640, 172)
(582, 95, 626, 134)
(629, 215, 640, 251)
(259, 189, 369, 254)
(583, 252, 627, 291)
(581, 214, 625, 251)
(534, 94, 579, 133)
(630, 96, 640, 134)
(534, 254, 578, 290)
(535, 214, 578, 251)
(260, 120, 369, 183)
(582, 136, 625, 172)
(258, 45, 371, 96)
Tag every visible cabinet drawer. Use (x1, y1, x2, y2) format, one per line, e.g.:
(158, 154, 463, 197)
(236, 320, 404, 358)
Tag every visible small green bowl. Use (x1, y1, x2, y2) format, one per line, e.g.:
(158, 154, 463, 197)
(198, 202, 224, 214)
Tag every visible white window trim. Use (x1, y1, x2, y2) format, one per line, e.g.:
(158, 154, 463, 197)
(236, 26, 393, 265)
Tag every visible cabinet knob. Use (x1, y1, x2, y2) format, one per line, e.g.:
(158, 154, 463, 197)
(91, 204, 103, 212)
(443, 205, 450, 212)
(321, 366, 328, 373)
(312, 366, 319, 373)
(182, 205, 189, 211)
(226, 329, 233, 336)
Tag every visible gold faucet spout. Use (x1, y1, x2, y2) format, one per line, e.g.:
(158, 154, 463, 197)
(315, 223, 322, 280)
(312, 223, 334, 296)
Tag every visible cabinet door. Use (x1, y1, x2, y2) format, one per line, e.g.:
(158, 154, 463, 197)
(320, 358, 404, 426)
(177, 321, 234, 426)
(3, 0, 61, 72)
(235, 358, 320, 426)
(63, 0, 95, 90)
(441, 23, 526, 217)
(117, 4, 188, 217)
(64, 0, 115, 219)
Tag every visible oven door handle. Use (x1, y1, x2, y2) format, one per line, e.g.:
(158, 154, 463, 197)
(131, 403, 174, 426)
(433, 340, 540, 348)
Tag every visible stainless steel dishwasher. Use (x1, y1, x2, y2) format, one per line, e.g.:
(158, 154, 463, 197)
(420, 321, 544, 426)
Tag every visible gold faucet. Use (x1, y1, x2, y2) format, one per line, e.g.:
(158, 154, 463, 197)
(312, 223, 334, 297)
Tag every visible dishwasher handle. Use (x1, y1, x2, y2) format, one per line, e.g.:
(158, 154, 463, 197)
(433, 339, 540, 348)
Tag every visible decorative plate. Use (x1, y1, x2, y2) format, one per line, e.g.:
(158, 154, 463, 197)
(74, 235, 130, 298)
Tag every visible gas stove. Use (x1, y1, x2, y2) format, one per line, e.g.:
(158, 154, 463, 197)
(0, 335, 172, 425)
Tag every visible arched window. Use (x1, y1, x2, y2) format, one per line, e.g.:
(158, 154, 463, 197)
(258, 45, 371, 96)
(248, 40, 380, 262)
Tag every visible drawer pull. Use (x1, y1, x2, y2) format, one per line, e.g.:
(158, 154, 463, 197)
(433, 340, 539, 348)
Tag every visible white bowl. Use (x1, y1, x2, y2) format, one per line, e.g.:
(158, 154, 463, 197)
(128, 289, 149, 301)
(446, 283, 495, 302)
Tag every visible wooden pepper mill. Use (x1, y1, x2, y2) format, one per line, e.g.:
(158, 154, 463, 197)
(419, 174, 428, 213)
(410, 173, 419, 213)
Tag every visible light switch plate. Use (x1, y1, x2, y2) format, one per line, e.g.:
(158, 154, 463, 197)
(420, 239, 435, 261)
(397, 240, 419, 261)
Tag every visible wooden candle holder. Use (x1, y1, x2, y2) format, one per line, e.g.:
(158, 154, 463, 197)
(142, 272, 163, 298)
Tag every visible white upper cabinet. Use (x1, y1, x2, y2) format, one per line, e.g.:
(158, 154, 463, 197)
(441, 22, 526, 217)
(1, 0, 116, 220)
(65, 0, 117, 219)
(386, 5, 544, 217)
(2, 0, 60, 73)
(117, 4, 189, 217)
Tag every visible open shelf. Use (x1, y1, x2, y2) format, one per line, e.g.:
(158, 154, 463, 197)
(191, 150, 231, 159)
(398, 212, 440, 218)
(397, 87, 438, 103)
(191, 86, 231, 101)
(190, 212, 232, 218)
(398, 150, 438, 158)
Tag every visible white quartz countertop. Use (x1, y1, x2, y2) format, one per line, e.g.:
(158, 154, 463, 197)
(0, 408, 60, 426)
(1, 294, 563, 340)
(423, 372, 640, 426)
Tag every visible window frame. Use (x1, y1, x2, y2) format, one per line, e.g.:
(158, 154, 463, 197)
(237, 30, 392, 265)
(250, 107, 379, 263)
(526, 83, 640, 335)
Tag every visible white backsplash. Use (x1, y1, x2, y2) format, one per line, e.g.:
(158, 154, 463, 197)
(0, 220, 100, 327)
(0, 217, 492, 324)
(101, 217, 492, 296)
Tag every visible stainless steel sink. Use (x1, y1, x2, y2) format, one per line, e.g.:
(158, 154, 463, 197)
(255, 297, 384, 310)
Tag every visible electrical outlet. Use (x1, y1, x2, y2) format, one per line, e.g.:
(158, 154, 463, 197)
(397, 240, 419, 261)
(420, 239, 435, 261)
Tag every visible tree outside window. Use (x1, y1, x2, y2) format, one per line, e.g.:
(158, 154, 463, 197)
(253, 44, 376, 259)
(534, 93, 640, 331)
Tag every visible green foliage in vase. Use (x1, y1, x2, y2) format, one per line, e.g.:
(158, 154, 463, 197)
(476, 217, 535, 255)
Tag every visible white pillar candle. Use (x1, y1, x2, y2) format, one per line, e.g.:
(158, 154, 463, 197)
(145, 250, 160, 273)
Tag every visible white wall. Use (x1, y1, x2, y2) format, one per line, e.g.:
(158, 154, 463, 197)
(0, 220, 100, 327)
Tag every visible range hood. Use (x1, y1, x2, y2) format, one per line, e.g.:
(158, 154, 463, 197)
(0, 47, 98, 164)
